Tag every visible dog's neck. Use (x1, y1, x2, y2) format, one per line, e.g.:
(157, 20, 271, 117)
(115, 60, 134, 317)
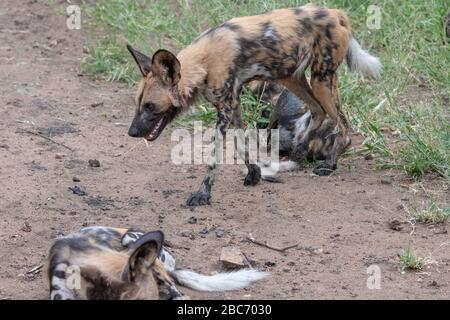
(175, 45, 208, 109)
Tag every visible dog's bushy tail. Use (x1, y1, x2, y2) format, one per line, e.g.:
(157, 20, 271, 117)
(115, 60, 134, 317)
(241, 160, 299, 182)
(346, 37, 382, 79)
(171, 269, 268, 292)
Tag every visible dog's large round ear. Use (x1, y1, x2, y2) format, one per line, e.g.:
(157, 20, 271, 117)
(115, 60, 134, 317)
(122, 231, 164, 282)
(152, 49, 181, 86)
(127, 44, 152, 77)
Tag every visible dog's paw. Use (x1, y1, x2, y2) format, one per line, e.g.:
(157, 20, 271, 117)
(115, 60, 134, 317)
(313, 163, 335, 176)
(186, 192, 211, 206)
(244, 165, 261, 186)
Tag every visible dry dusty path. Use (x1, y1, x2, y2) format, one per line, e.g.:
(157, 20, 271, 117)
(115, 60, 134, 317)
(0, 0, 448, 299)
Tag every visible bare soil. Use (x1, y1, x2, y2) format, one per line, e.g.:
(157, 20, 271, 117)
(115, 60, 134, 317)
(0, 0, 448, 300)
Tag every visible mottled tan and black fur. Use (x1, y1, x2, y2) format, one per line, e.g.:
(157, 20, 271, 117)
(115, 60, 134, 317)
(126, 5, 381, 206)
(251, 81, 351, 177)
(46, 226, 267, 300)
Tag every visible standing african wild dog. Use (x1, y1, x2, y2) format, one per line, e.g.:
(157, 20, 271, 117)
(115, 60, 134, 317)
(126, 5, 381, 206)
(47, 226, 268, 300)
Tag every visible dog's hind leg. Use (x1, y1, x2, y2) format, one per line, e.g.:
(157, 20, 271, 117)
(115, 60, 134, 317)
(310, 70, 339, 127)
(280, 75, 327, 128)
(331, 73, 351, 129)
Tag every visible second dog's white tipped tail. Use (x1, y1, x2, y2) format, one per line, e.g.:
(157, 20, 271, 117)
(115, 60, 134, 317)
(171, 269, 269, 292)
(346, 37, 382, 79)
(241, 160, 299, 179)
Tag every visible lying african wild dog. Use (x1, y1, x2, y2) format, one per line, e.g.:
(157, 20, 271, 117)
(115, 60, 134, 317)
(47, 226, 267, 300)
(126, 4, 381, 206)
(248, 81, 352, 178)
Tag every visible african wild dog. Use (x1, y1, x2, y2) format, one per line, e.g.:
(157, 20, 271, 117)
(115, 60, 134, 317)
(247, 81, 352, 178)
(47, 226, 267, 300)
(126, 5, 381, 206)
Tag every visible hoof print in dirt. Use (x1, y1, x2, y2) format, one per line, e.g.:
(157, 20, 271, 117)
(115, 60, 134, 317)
(313, 163, 335, 176)
(186, 192, 211, 206)
(244, 165, 261, 186)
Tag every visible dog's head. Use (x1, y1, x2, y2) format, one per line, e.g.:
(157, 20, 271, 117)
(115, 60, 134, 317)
(309, 119, 352, 166)
(127, 45, 183, 141)
(48, 230, 166, 300)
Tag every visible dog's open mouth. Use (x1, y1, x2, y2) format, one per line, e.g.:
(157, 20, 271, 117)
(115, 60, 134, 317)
(145, 115, 168, 141)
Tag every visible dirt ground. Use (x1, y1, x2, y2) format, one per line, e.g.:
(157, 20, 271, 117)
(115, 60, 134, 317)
(0, 0, 448, 300)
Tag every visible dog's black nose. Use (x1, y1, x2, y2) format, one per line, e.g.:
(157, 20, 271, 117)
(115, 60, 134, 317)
(128, 126, 140, 137)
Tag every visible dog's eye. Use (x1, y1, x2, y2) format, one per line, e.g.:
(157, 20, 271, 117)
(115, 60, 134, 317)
(142, 103, 155, 111)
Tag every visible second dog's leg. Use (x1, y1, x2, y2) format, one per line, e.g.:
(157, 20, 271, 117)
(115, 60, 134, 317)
(279, 75, 322, 160)
(233, 108, 261, 186)
(231, 89, 261, 186)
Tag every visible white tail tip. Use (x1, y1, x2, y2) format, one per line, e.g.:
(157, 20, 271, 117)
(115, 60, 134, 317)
(172, 269, 269, 292)
(347, 37, 382, 79)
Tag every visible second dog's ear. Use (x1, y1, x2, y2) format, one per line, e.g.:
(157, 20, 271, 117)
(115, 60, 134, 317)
(122, 231, 164, 283)
(152, 49, 181, 86)
(127, 44, 152, 77)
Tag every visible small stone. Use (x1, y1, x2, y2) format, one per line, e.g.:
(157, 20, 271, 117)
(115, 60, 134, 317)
(199, 228, 209, 237)
(181, 231, 195, 240)
(388, 219, 403, 231)
(88, 159, 100, 167)
(220, 246, 249, 269)
(55, 153, 65, 159)
(187, 216, 197, 224)
(264, 261, 276, 267)
(90, 102, 104, 108)
(429, 280, 439, 288)
(312, 248, 324, 255)
(21, 222, 32, 233)
(72, 176, 80, 182)
(68, 186, 87, 196)
(364, 154, 374, 160)
(381, 176, 392, 185)
(215, 229, 225, 238)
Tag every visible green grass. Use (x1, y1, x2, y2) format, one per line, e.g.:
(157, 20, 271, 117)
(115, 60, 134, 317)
(398, 247, 427, 271)
(414, 200, 450, 224)
(79, 0, 450, 179)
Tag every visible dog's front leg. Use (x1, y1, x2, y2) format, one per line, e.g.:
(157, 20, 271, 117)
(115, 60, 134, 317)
(186, 105, 232, 206)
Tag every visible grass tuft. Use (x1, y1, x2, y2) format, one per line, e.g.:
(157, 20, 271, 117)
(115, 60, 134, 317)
(414, 200, 450, 224)
(398, 247, 426, 271)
